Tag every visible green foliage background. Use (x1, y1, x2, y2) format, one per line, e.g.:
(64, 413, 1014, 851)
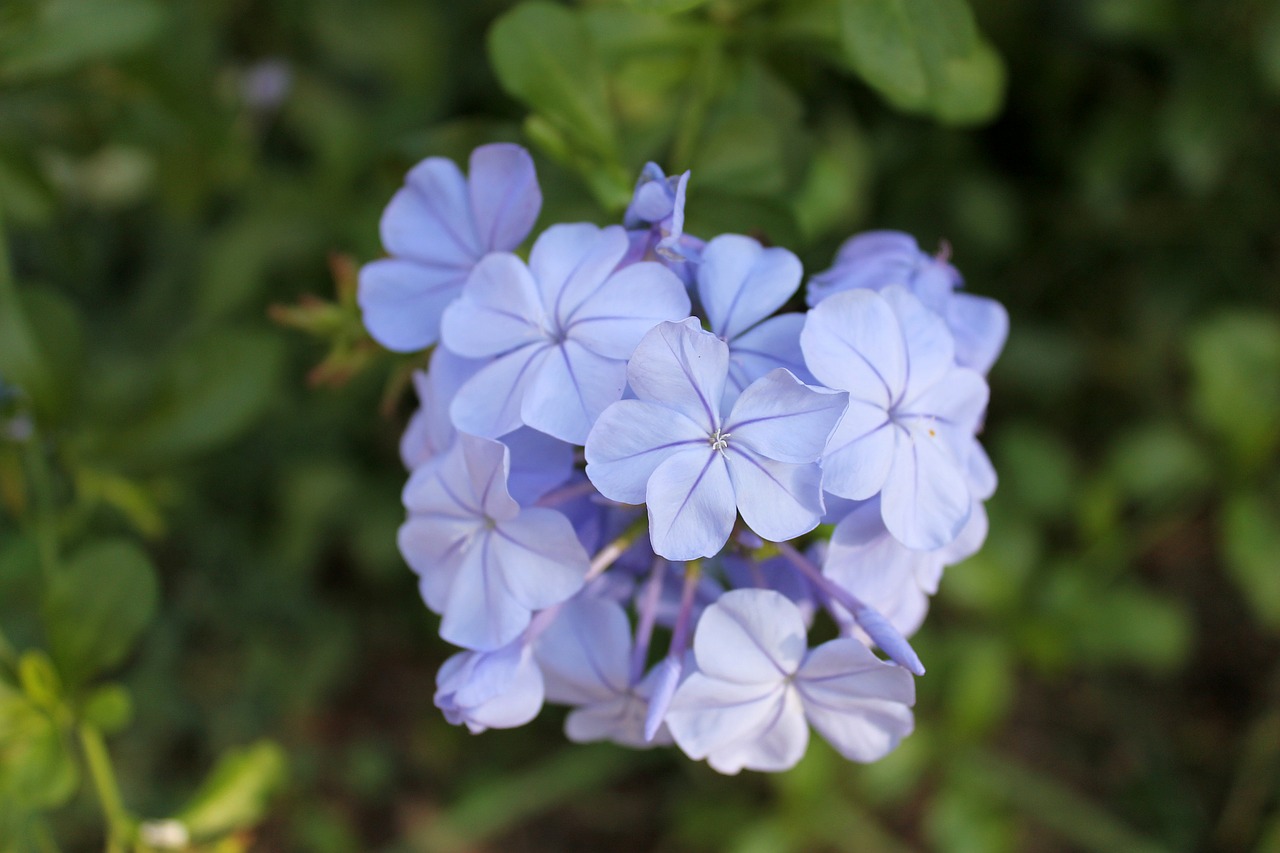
(1, 0, 1278, 850)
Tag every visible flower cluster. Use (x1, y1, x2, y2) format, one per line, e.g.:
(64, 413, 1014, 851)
(360, 144, 1007, 773)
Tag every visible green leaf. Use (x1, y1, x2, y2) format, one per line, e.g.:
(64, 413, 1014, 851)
(488, 2, 618, 162)
(1187, 312, 1280, 468)
(176, 740, 287, 840)
(81, 684, 132, 735)
(0, 680, 78, 811)
(0, 0, 166, 82)
(42, 539, 158, 685)
(837, 0, 1005, 125)
(619, 0, 714, 13)
(1222, 491, 1280, 630)
(118, 328, 287, 463)
(17, 651, 60, 714)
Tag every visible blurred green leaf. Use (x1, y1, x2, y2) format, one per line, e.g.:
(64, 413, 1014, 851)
(837, 0, 1005, 124)
(120, 328, 287, 463)
(792, 114, 872, 241)
(17, 651, 60, 714)
(42, 539, 158, 685)
(0, 0, 165, 82)
(81, 684, 132, 735)
(177, 740, 287, 840)
(0, 679, 78, 811)
(1222, 491, 1280, 630)
(1107, 422, 1213, 510)
(488, 3, 618, 167)
(992, 425, 1078, 520)
(618, 0, 713, 13)
(1187, 312, 1280, 468)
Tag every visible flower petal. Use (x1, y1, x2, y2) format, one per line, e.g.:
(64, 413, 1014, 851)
(698, 235, 802, 342)
(880, 426, 972, 550)
(726, 447, 825, 544)
(726, 369, 847, 464)
(820, 406, 895, 500)
(521, 339, 627, 444)
(467, 143, 541, 252)
(491, 508, 589, 611)
(503, 427, 575, 505)
(627, 319, 728, 432)
(693, 589, 808, 683)
(449, 343, 551, 439)
(536, 596, 633, 704)
(381, 157, 480, 266)
(566, 262, 691, 360)
(585, 400, 706, 504)
(881, 284, 955, 406)
(665, 674, 784, 760)
(800, 289, 905, 409)
(948, 292, 1008, 375)
(529, 223, 629, 321)
(441, 253, 547, 358)
(358, 258, 465, 352)
(725, 313, 812, 407)
(646, 448, 736, 560)
(705, 689, 809, 774)
(797, 639, 915, 762)
(439, 537, 532, 650)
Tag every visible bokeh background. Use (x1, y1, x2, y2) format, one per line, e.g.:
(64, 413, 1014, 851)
(2, 0, 1279, 850)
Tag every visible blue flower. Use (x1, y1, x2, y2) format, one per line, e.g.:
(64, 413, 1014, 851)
(441, 223, 690, 443)
(586, 319, 847, 560)
(800, 286, 989, 550)
(624, 162, 700, 264)
(535, 596, 673, 748)
(807, 229, 1008, 374)
(359, 143, 541, 352)
(695, 234, 813, 408)
(821, 496, 989, 638)
(664, 589, 915, 774)
(399, 348, 575, 506)
(398, 434, 588, 650)
(435, 640, 544, 733)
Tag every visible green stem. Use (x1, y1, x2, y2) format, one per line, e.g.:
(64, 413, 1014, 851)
(79, 724, 132, 853)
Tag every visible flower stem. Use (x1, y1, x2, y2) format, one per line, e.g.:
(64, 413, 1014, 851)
(586, 514, 647, 581)
(79, 724, 132, 853)
(629, 558, 668, 685)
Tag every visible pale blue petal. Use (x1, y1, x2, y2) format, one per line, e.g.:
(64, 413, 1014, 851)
(397, 516, 469, 611)
(624, 163, 673, 226)
(705, 689, 808, 774)
(725, 369, 847, 464)
(521, 340, 628, 444)
(503, 427, 574, 505)
(899, 367, 990, 444)
(643, 656, 682, 742)
(490, 508, 589, 611)
(449, 343, 551, 439)
(881, 427, 972, 550)
(458, 433, 520, 522)
(440, 253, 547, 358)
(698, 235, 802, 341)
(435, 643, 544, 732)
(529, 224, 629, 321)
(966, 441, 997, 500)
(806, 230, 920, 307)
(820, 406, 894, 500)
(666, 674, 783, 760)
(692, 588, 807, 683)
(800, 290, 905, 409)
(725, 313, 812, 407)
(935, 498, 988, 571)
(797, 639, 915, 762)
(881, 284, 954, 406)
(358, 258, 464, 352)
(535, 596, 633, 704)
(726, 447, 825, 544)
(467, 143, 541, 252)
(439, 539, 531, 650)
(399, 350, 485, 469)
(948, 292, 1008, 375)
(826, 499, 935, 638)
(380, 157, 479, 266)
(565, 262, 691, 360)
(646, 447, 736, 560)
(585, 400, 706, 504)
(627, 319, 728, 431)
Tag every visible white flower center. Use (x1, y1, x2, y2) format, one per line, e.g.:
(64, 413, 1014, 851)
(708, 430, 731, 453)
